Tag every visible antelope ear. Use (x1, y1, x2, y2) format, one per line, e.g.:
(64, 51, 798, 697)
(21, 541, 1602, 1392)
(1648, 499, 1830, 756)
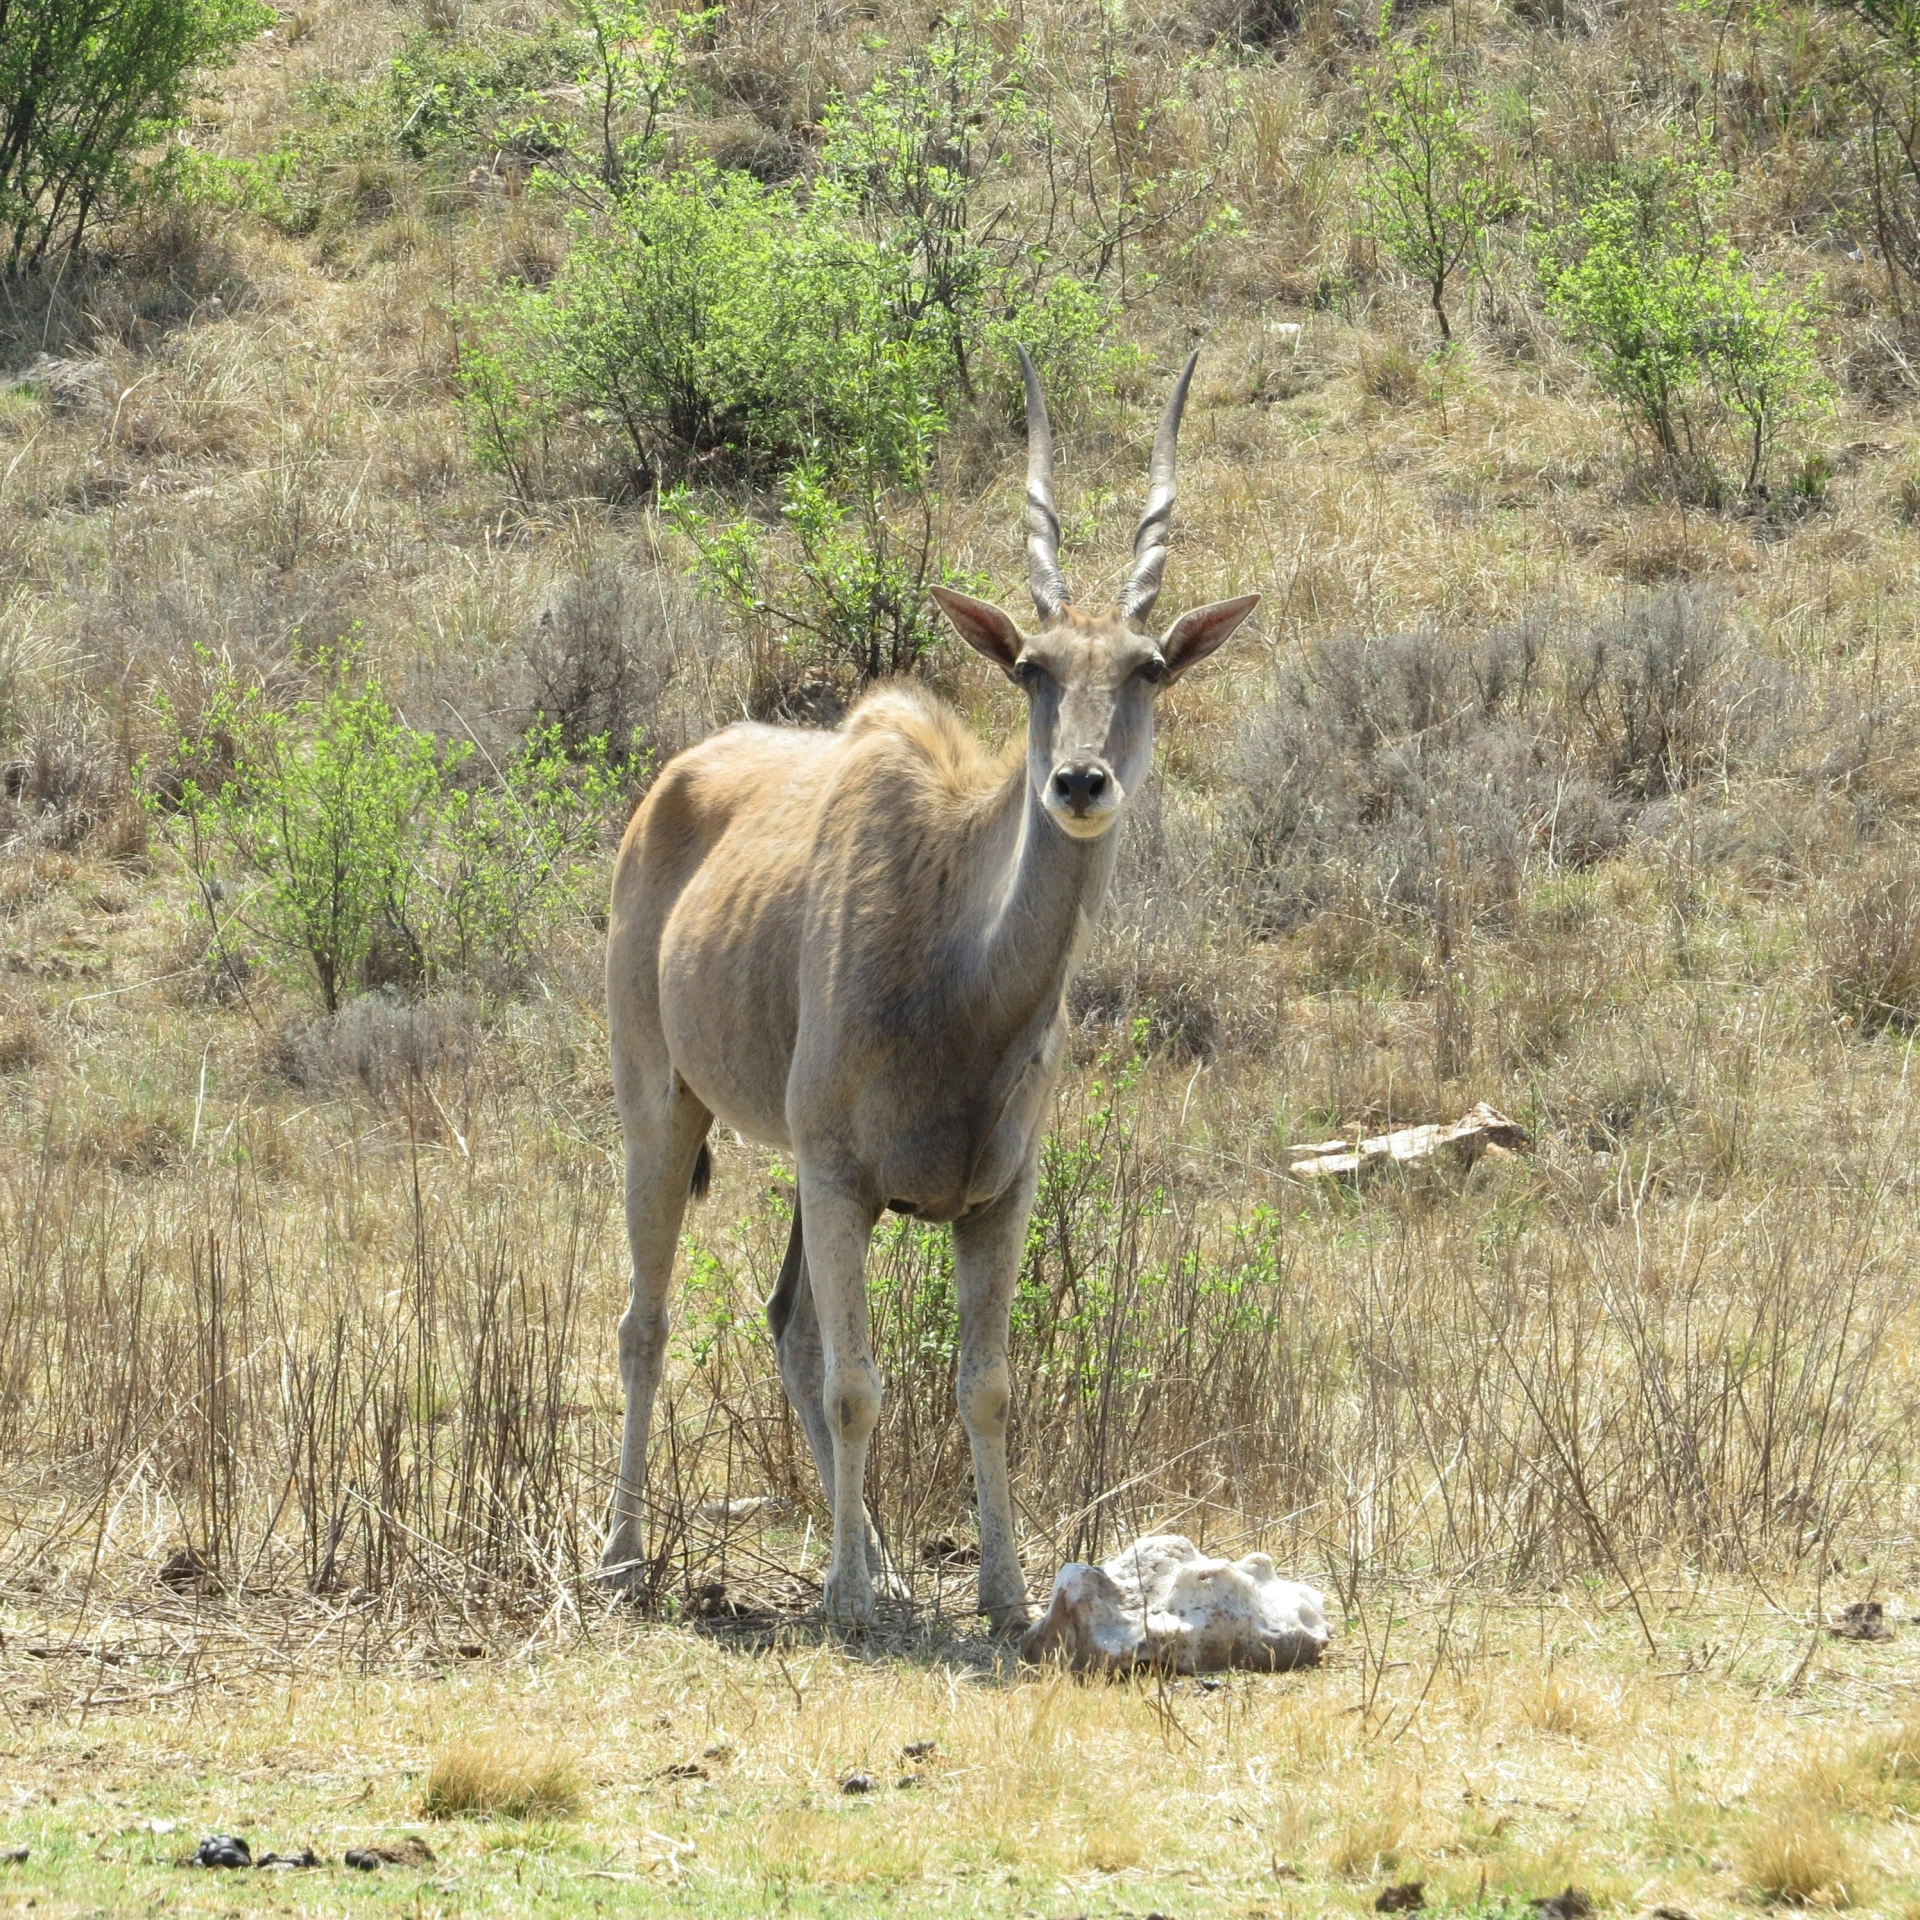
(1161, 594, 1260, 675)
(931, 586, 1025, 675)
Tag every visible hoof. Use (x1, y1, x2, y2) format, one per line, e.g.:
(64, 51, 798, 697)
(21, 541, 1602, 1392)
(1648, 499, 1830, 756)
(596, 1552, 647, 1594)
(982, 1600, 1032, 1637)
(823, 1574, 877, 1627)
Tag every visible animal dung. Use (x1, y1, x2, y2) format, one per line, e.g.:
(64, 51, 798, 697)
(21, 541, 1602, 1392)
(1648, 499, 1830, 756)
(1018, 1534, 1329, 1673)
(839, 1771, 878, 1794)
(1830, 1599, 1893, 1640)
(158, 1546, 218, 1592)
(1376, 1882, 1427, 1912)
(1288, 1103, 1527, 1182)
(1531, 1888, 1594, 1920)
(193, 1834, 251, 1869)
(343, 1836, 435, 1870)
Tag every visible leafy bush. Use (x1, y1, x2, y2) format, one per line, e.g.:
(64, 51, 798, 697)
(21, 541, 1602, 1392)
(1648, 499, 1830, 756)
(467, 165, 985, 689)
(469, 167, 944, 485)
(1825, 0, 1920, 314)
(572, 0, 718, 196)
(153, 656, 621, 1010)
(381, 22, 579, 166)
(459, 17, 1132, 691)
(1358, 33, 1502, 345)
(385, 2, 714, 191)
(669, 450, 962, 694)
(1537, 152, 1830, 497)
(0, 0, 270, 270)
(817, 14, 1121, 406)
(166, 669, 437, 1012)
(221, 5, 712, 239)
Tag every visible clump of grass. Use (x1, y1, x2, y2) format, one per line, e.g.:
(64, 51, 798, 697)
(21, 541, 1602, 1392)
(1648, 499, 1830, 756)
(1360, 338, 1422, 405)
(1824, 864, 1920, 1033)
(1819, 1708, 1920, 1814)
(423, 1737, 585, 1820)
(1520, 1664, 1601, 1739)
(1080, 1825, 1144, 1872)
(0, 1014, 43, 1075)
(1325, 1795, 1411, 1877)
(1872, 1711, 1920, 1802)
(1741, 1805, 1857, 1907)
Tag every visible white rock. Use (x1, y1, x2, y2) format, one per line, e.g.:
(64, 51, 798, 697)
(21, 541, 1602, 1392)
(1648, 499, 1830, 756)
(1019, 1533, 1328, 1673)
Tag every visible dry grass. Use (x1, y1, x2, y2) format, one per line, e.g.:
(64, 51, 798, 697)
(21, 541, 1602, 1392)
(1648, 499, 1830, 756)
(4, 1590, 1920, 1916)
(1518, 1662, 1609, 1741)
(422, 1737, 587, 1821)
(1743, 1807, 1861, 1908)
(1825, 860, 1920, 1033)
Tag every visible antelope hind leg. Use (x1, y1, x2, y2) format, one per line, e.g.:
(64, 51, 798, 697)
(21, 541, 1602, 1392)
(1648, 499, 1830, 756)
(767, 1205, 902, 1599)
(601, 1081, 711, 1591)
(796, 1171, 883, 1625)
(953, 1163, 1039, 1631)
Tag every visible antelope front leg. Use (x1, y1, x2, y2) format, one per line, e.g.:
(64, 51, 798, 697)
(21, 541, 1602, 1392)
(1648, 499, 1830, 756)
(798, 1170, 883, 1625)
(953, 1156, 1040, 1631)
(602, 1091, 710, 1589)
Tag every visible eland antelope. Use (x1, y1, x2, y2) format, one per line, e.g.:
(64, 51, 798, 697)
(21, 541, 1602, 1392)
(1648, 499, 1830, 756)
(601, 349, 1260, 1626)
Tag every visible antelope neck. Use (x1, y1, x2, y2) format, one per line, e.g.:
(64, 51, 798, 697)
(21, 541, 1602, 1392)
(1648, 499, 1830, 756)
(969, 747, 1120, 1053)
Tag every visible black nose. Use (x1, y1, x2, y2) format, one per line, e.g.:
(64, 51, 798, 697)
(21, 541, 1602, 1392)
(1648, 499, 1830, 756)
(1052, 763, 1108, 813)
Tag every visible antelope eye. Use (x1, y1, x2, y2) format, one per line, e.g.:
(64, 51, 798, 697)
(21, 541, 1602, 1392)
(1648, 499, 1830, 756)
(1137, 656, 1170, 686)
(1012, 657, 1048, 689)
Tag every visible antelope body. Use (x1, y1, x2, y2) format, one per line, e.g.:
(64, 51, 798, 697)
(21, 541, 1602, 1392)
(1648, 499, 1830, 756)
(602, 351, 1259, 1624)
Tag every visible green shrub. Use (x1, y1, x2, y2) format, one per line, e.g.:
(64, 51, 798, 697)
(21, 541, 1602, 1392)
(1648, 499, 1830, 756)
(161, 665, 437, 1013)
(467, 165, 969, 689)
(457, 18, 1131, 688)
(1537, 151, 1829, 497)
(817, 14, 1120, 402)
(668, 449, 963, 693)
(152, 655, 621, 1010)
(382, 22, 579, 165)
(221, 5, 710, 239)
(474, 166, 944, 485)
(384, 3, 713, 189)
(0, 0, 270, 270)
(1357, 32, 1503, 345)
(431, 725, 624, 989)
(572, 0, 717, 196)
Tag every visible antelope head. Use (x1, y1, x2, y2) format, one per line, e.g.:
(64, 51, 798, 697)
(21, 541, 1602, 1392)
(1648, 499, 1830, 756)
(931, 349, 1260, 843)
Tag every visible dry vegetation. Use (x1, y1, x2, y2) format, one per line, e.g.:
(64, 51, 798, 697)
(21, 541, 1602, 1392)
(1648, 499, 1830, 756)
(10, 0, 1920, 1908)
